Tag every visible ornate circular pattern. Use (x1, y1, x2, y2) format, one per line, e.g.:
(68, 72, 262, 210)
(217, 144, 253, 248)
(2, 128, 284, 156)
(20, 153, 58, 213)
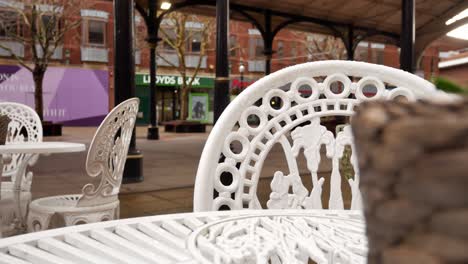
(323, 73, 352, 99)
(239, 106, 268, 134)
(290, 77, 320, 103)
(214, 163, 240, 193)
(388, 87, 416, 101)
(213, 197, 236, 211)
(263, 89, 291, 115)
(223, 132, 250, 161)
(355, 77, 385, 100)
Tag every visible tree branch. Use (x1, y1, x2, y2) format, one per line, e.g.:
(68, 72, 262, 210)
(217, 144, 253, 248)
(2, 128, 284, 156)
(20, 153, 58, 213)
(0, 43, 33, 72)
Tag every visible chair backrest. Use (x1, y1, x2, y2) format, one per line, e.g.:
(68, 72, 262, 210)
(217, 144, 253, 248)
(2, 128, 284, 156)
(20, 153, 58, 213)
(194, 61, 452, 212)
(0, 102, 42, 191)
(77, 98, 139, 207)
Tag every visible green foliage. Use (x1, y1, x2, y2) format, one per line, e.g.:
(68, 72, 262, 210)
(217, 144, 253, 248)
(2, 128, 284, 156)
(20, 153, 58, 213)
(432, 77, 467, 94)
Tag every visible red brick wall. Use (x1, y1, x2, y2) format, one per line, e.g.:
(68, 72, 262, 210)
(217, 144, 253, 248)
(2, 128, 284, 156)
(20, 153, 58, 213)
(439, 65, 468, 88)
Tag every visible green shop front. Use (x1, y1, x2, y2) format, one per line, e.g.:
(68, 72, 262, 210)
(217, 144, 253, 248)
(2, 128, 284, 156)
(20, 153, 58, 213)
(135, 73, 215, 125)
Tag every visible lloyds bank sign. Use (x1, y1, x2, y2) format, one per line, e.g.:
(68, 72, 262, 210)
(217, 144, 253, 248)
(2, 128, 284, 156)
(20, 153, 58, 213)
(136, 73, 214, 88)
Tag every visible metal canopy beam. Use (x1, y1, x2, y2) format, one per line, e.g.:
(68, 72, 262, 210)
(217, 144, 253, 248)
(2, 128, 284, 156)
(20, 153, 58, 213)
(143, 0, 400, 43)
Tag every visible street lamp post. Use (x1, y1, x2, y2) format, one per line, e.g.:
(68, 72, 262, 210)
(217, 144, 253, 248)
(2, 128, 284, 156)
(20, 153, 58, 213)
(239, 61, 245, 90)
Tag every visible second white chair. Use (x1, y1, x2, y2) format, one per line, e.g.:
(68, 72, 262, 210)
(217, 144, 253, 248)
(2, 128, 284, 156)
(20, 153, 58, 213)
(0, 102, 42, 236)
(27, 98, 139, 231)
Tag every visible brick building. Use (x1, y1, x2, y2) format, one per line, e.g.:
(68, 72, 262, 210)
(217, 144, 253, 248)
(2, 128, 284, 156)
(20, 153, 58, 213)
(0, 0, 447, 125)
(0, 0, 114, 125)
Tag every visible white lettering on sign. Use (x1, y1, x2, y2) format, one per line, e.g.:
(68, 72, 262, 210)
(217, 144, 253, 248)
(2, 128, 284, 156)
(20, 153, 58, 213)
(143, 75, 201, 86)
(44, 108, 66, 118)
(177, 77, 200, 86)
(0, 73, 19, 81)
(0, 84, 34, 92)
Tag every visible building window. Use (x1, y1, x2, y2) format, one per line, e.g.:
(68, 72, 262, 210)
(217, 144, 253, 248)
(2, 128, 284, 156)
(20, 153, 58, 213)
(160, 26, 176, 51)
(277, 41, 284, 58)
(80, 9, 109, 62)
(291, 42, 297, 58)
(40, 14, 60, 34)
(229, 34, 237, 57)
(0, 10, 20, 39)
(83, 20, 106, 46)
(249, 37, 263, 59)
(186, 30, 202, 53)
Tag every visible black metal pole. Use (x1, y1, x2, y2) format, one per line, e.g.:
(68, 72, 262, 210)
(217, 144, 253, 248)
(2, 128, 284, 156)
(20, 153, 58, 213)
(147, 0, 160, 139)
(263, 10, 273, 75)
(214, 0, 230, 124)
(114, 0, 143, 183)
(400, 0, 415, 73)
(346, 25, 355, 60)
(172, 90, 177, 120)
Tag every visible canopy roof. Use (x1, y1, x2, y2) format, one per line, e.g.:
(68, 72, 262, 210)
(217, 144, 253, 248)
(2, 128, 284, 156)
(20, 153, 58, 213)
(135, 0, 468, 59)
(137, 0, 468, 41)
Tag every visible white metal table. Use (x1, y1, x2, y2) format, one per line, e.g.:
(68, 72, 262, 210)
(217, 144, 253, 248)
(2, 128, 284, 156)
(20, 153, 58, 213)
(0, 141, 86, 192)
(0, 142, 86, 156)
(0, 210, 367, 264)
(0, 142, 86, 235)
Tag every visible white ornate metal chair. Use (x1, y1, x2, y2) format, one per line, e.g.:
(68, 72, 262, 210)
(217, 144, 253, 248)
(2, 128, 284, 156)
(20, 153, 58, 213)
(27, 98, 139, 231)
(0, 102, 42, 236)
(0, 102, 42, 192)
(194, 61, 451, 212)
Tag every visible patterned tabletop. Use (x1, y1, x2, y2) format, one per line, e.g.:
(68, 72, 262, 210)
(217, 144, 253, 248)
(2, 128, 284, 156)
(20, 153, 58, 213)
(0, 210, 367, 264)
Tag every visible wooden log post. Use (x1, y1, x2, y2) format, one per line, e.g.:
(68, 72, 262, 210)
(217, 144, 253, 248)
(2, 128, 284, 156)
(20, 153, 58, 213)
(351, 99, 468, 264)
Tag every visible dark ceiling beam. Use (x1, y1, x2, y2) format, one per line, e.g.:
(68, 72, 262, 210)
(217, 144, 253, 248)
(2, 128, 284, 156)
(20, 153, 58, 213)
(230, 7, 266, 38)
(135, 2, 150, 26)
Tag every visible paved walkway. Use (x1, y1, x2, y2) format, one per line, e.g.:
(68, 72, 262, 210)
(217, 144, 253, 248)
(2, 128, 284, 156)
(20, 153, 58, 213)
(33, 126, 210, 197)
(30, 125, 337, 219)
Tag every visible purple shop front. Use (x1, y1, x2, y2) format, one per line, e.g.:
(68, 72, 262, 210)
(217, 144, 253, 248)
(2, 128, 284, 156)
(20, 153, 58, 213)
(0, 65, 109, 126)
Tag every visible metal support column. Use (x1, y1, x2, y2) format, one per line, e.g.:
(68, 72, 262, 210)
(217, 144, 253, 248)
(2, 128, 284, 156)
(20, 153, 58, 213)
(400, 0, 415, 73)
(263, 10, 273, 75)
(114, 0, 143, 182)
(214, 0, 230, 123)
(147, 0, 160, 140)
(346, 25, 355, 60)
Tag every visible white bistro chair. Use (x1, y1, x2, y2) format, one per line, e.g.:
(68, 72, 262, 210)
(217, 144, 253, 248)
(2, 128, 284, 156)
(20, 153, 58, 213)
(27, 98, 139, 231)
(194, 61, 451, 212)
(0, 102, 42, 236)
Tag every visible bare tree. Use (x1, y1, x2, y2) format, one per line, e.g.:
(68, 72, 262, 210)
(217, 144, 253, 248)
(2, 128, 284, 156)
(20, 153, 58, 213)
(0, 0, 84, 121)
(301, 33, 347, 61)
(157, 12, 213, 121)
